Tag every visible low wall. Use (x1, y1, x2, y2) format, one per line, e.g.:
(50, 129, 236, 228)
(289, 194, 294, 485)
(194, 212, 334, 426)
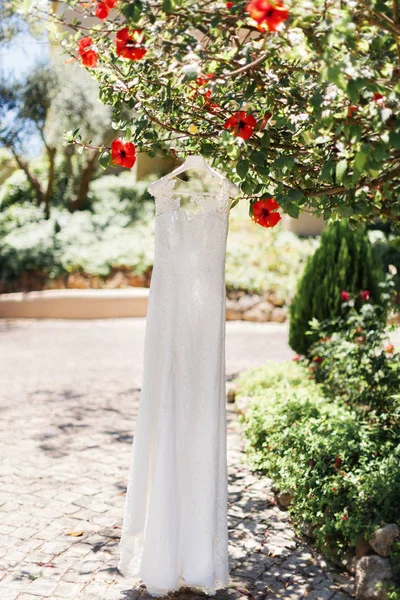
(0, 289, 149, 319)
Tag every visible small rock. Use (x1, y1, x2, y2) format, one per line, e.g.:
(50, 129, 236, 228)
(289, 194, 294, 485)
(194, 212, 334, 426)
(267, 291, 285, 307)
(346, 554, 357, 574)
(237, 294, 261, 311)
(355, 555, 394, 600)
(242, 301, 273, 322)
(369, 524, 400, 558)
(301, 520, 315, 539)
(226, 298, 243, 320)
(226, 387, 237, 403)
(276, 491, 292, 508)
(270, 307, 287, 322)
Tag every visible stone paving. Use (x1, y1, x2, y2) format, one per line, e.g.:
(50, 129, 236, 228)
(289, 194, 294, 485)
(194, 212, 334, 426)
(0, 319, 356, 599)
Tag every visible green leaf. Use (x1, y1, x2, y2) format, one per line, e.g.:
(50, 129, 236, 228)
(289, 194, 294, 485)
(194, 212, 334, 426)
(99, 151, 110, 170)
(320, 160, 334, 182)
(236, 159, 250, 179)
(201, 143, 214, 156)
(347, 79, 360, 104)
(336, 159, 348, 184)
(389, 131, 400, 150)
(354, 149, 367, 171)
(162, 0, 175, 12)
(121, 2, 138, 18)
(310, 92, 323, 109)
(244, 81, 257, 100)
(285, 202, 300, 219)
(373, 142, 388, 162)
(250, 151, 266, 167)
(391, 237, 400, 251)
(241, 180, 254, 196)
(286, 189, 305, 202)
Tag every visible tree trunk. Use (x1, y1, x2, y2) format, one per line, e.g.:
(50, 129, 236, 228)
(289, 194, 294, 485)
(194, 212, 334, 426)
(44, 145, 56, 220)
(70, 149, 99, 212)
(10, 147, 45, 207)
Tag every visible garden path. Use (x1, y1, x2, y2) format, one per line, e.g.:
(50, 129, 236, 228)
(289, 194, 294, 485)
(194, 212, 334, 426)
(0, 318, 360, 599)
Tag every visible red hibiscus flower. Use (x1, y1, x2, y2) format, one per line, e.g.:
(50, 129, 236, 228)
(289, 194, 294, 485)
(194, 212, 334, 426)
(116, 28, 147, 61)
(373, 92, 384, 104)
(340, 290, 350, 301)
(360, 290, 370, 301)
(196, 74, 214, 86)
(251, 198, 281, 228)
(95, 0, 117, 19)
(226, 1, 234, 7)
(245, 0, 289, 31)
(77, 37, 98, 68)
(224, 111, 257, 140)
(111, 139, 137, 169)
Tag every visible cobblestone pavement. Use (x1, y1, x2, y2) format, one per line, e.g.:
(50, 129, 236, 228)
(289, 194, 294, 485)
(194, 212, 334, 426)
(0, 319, 355, 600)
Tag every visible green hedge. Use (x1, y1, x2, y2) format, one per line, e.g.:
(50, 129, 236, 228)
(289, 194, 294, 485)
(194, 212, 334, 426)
(238, 280, 400, 571)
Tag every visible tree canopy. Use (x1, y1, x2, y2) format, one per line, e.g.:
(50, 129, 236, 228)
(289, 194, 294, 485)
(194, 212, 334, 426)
(13, 0, 400, 228)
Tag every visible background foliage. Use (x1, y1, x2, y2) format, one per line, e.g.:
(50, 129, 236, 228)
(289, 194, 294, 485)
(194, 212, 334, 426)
(13, 0, 400, 229)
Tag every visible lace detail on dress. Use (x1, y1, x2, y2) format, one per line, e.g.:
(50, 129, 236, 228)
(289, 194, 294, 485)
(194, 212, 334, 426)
(149, 177, 232, 221)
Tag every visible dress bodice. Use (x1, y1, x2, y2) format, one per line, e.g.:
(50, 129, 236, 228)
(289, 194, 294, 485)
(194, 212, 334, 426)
(148, 176, 237, 222)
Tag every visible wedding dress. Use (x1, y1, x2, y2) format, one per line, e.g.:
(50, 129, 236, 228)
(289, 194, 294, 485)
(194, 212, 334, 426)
(118, 160, 238, 597)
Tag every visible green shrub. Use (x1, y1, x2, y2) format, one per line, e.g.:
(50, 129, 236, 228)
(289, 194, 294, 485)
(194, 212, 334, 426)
(0, 174, 156, 284)
(236, 360, 400, 565)
(289, 219, 384, 355)
(307, 276, 400, 422)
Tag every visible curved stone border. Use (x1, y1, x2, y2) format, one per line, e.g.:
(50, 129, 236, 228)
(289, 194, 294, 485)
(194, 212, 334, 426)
(0, 288, 149, 319)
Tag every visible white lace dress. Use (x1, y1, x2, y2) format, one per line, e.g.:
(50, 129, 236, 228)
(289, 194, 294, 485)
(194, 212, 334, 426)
(117, 176, 237, 597)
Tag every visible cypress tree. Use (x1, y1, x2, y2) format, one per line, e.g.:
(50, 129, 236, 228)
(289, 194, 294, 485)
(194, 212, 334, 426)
(289, 220, 383, 355)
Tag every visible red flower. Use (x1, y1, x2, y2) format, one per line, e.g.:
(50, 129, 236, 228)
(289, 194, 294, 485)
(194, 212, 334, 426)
(111, 139, 137, 169)
(245, 0, 289, 31)
(313, 356, 323, 363)
(95, 2, 109, 18)
(224, 111, 257, 140)
(95, 0, 117, 18)
(251, 198, 281, 228)
(116, 28, 147, 61)
(373, 92, 384, 103)
(340, 290, 350, 301)
(196, 74, 214, 86)
(360, 290, 370, 301)
(347, 105, 358, 117)
(226, 1, 234, 7)
(77, 37, 98, 68)
(342, 514, 348, 521)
